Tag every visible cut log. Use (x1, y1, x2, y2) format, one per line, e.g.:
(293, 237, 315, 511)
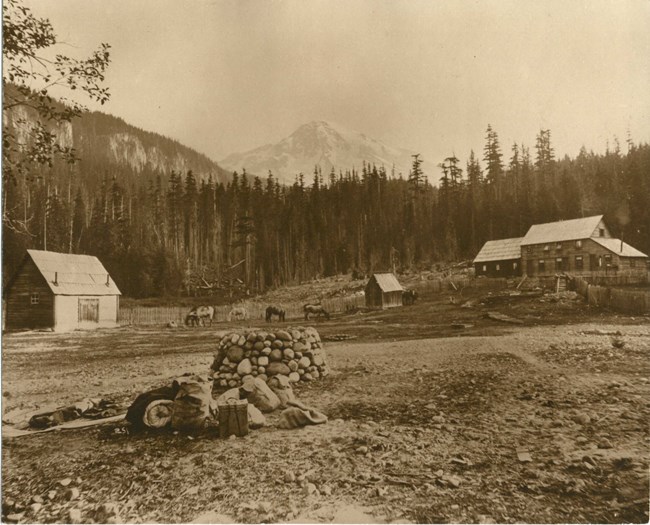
(484, 311, 524, 325)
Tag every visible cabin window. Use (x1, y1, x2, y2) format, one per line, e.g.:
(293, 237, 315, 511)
(555, 243, 562, 250)
(543, 245, 550, 251)
(496, 264, 500, 271)
(30, 292, 40, 305)
(482, 265, 487, 272)
(575, 256, 584, 270)
(513, 262, 518, 269)
(630, 259, 636, 268)
(555, 257, 564, 271)
(599, 228, 605, 237)
(604, 254, 612, 265)
(526, 246, 532, 254)
(538, 260, 546, 272)
(575, 240, 582, 249)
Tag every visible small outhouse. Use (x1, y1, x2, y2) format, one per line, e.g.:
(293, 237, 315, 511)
(365, 273, 404, 309)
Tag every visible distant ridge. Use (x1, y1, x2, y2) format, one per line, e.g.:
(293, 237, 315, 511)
(3, 84, 231, 188)
(220, 120, 435, 184)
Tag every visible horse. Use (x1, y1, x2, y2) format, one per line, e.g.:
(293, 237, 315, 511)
(265, 305, 286, 322)
(402, 289, 418, 306)
(304, 304, 330, 321)
(185, 305, 215, 327)
(228, 307, 248, 322)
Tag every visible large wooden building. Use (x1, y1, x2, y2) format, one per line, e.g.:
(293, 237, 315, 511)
(473, 237, 523, 277)
(365, 273, 404, 309)
(4, 250, 121, 332)
(520, 215, 647, 277)
(474, 215, 648, 279)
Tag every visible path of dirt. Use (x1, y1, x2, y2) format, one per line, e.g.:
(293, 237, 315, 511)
(2, 322, 650, 523)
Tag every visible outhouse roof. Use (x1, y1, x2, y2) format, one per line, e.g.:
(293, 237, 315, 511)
(473, 237, 523, 263)
(371, 273, 404, 292)
(521, 215, 603, 245)
(27, 249, 121, 296)
(591, 238, 648, 258)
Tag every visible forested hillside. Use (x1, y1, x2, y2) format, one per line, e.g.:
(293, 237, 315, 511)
(4, 123, 648, 297)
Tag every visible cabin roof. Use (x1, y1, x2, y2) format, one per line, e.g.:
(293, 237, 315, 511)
(521, 215, 604, 245)
(591, 238, 648, 258)
(26, 249, 121, 296)
(369, 273, 404, 292)
(473, 237, 523, 263)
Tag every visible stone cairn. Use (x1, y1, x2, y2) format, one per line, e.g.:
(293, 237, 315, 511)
(211, 327, 329, 388)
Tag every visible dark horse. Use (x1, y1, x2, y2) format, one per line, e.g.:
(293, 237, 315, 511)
(402, 289, 418, 306)
(265, 305, 286, 322)
(304, 304, 330, 321)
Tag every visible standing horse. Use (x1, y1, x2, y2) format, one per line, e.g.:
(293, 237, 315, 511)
(402, 289, 418, 306)
(228, 307, 248, 322)
(185, 306, 215, 327)
(265, 305, 286, 322)
(304, 304, 330, 321)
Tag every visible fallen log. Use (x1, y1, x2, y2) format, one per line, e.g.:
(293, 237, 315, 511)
(484, 311, 524, 325)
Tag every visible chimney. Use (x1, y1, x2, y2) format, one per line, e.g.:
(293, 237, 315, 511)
(106, 274, 110, 286)
(54, 272, 58, 285)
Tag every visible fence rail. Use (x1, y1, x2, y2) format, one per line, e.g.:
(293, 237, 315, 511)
(573, 276, 650, 314)
(118, 294, 367, 326)
(118, 275, 513, 327)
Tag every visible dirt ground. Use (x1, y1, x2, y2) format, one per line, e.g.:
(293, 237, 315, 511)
(2, 291, 649, 524)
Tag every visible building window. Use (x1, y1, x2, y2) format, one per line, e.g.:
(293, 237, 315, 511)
(630, 259, 636, 268)
(496, 264, 500, 271)
(604, 254, 612, 266)
(538, 260, 546, 273)
(556, 257, 563, 271)
(513, 262, 518, 269)
(556, 243, 562, 250)
(599, 228, 605, 237)
(575, 240, 582, 249)
(482, 265, 487, 272)
(30, 292, 40, 305)
(575, 256, 584, 270)
(526, 246, 532, 254)
(543, 245, 550, 251)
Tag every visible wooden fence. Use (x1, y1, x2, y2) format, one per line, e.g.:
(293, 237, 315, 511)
(573, 276, 650, 314)
(118, 276, 512, 327)
(118, 294, 367, 326)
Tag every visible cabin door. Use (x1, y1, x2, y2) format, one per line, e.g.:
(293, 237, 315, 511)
(78, 298, 99, 323)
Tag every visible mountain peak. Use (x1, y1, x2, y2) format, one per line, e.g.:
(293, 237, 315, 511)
(221, 121, 427, 183)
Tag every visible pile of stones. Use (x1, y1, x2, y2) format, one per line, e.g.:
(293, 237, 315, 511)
(211, 327, 329, 388)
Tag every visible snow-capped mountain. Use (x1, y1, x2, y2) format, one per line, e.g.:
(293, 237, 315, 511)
(220, 121, 431, 184)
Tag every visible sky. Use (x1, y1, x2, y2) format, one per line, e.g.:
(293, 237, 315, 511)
(23, 0, 650, 171)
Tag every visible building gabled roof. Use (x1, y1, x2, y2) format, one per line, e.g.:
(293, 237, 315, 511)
(521, 215, 604, 246)
(369, 273, 404, 292)
(473, 237, 523, 263)
(591, 238, 648, 258)
(25, 249, 121, 296)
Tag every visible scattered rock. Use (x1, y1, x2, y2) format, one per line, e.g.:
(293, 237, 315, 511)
(598, 438, 613, 449)
(303, 483, 318, 496)
(58, 477, 72, 487)
(69, 508, 82, 524)
(65, 487, 80, 501)
(284, 471, 296, 483)
(572, 413, 591, 425)
(29, 503, 42, 513)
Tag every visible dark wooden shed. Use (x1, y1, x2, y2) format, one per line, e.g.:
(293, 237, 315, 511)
(365, 273, 404, 309)
(3, 250, 121, 332)
(473, 237, 523, 278)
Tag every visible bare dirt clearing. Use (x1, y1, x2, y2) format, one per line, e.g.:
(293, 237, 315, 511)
(2, 292, 650, 523)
